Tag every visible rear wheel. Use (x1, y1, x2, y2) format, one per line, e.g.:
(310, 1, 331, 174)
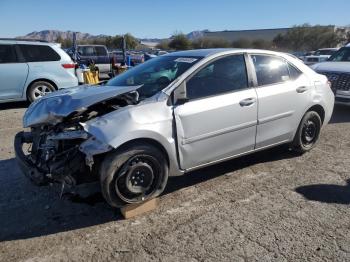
(291, 111, 322, 154)
(27, 81, 56, 102)
(100, 143, 169, 208)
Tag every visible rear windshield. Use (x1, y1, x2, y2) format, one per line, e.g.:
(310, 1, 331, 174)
(18, 44, 60, 62)
(107, 55, 202, 98)
(328, 47, 350, 62)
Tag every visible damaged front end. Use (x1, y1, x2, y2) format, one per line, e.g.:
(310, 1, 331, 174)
(14, 84, 140, 186)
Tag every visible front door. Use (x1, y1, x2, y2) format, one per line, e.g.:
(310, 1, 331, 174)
(0, 44, 28, 100)
(174, 54, 258, 170)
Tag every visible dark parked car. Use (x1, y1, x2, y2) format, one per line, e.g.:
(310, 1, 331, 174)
(67, 45, 111, 77)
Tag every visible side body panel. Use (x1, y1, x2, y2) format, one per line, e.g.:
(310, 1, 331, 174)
(174, 89, 258, 170)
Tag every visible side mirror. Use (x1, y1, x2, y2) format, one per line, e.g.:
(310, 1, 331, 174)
(173, 81, 189, 105)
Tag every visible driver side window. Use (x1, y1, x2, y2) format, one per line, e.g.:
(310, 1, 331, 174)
(186, 54, 248, 100)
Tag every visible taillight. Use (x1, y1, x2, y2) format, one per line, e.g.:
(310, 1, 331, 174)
(62, 63, 76, 69)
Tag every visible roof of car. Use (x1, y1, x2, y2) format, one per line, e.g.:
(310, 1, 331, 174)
(0, 38, 57, 46)
(165, 48, 246, 57)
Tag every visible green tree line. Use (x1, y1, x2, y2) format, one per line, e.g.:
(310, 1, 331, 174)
(158, 24, 350, 52)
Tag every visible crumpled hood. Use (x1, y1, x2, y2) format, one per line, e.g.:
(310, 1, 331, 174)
(311, 62, 350, 73)
(23, 84, 140, 127)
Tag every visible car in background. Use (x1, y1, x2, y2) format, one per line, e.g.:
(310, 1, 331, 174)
(110, 50, 144, 66)
(15, 49, 334, 208)
(67, 45, 111, 77)
(303, 48, 338, 65)
(144, 52, 157, 61)
(0, 39, 78, 103)
(311, 46, 350, 105)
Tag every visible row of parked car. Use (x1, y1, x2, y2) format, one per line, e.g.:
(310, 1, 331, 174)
(0, 39, 167, 103)
(298, 48, 339, 65)
(0, 38, 349, 106)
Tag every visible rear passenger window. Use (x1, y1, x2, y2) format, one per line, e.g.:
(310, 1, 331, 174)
(95, 46, 107, 56)
(186, 54, 248, 100)
(288, 63, 302, 80)
(18, 44, 60, 62)
(0, 44, 17, 63)
(251, 55, 290, 86)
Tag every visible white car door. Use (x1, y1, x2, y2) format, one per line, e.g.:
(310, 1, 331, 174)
(249, 54, 312, 149)
(174, 54, 258, 170)
(0, 44, 28, 100)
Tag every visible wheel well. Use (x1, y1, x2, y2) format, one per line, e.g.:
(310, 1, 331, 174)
(115, 138, 170, 167)
(26, 79, 58, 97)
(307, 105, 325, 123)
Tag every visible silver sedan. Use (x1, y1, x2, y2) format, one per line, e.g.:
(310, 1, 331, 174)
(15, 48, 334, 208)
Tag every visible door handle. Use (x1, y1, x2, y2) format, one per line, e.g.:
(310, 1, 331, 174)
(296, 86, 308, 93)
(239, 97, 256, 107)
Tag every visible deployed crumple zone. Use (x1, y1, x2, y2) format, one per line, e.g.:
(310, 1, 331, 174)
(15, 83, 141, 186)
(14, 49, 334, 208)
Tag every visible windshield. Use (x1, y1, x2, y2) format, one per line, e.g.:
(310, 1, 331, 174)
(107, 55, 202, 98)
(314, 49, 336, 56)
(328, 47, 350, 62)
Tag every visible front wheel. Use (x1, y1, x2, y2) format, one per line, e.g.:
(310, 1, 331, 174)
(291, 111, 322, 154)
(100, 143, 169, 208)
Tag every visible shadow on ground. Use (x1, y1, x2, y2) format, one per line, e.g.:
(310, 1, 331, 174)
(329, 104, 350, 124)
(0, 146, 295, 242)
(0, 101, 29, 110)
(296, 179, 350, 204)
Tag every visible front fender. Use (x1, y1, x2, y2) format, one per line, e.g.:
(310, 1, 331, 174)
(82, 101, 183, 176)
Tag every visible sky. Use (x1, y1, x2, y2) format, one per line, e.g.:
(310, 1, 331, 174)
(0, 0, 349, 39)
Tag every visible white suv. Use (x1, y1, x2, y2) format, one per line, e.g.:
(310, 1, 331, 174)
(0, 39, 78, 103)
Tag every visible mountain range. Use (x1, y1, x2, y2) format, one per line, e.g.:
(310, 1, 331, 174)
(16, 29, 208, 43)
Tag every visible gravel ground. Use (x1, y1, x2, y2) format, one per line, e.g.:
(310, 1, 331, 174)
(0, 102, 349, 262)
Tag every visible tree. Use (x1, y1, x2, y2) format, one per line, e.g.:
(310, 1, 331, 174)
(55, 36, 63, 44)
(273, 24, 342, 51)
(168, 33, 191, 50)
(124, 33, 139, 49)
(192, 37, 231, 49)
(251, 39, 272, 49)
(156, 40, 170, 50)
(232, 38, 252, 48)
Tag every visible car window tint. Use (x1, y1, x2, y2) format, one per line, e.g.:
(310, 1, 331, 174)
(186, 54, 248, 100)
(18, 45, 60, 62)
(288, 63, 302, 80)
(79, 46, 95, 56)
(95, 46, 107, 56)
(0, 44, 17, 63)
(251, 55, 290, 86)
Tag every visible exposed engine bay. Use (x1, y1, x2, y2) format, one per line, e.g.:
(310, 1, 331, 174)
(15, 85, 140, 187)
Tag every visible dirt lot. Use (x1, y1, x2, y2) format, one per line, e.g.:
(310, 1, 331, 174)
(0, 102, 349, 262)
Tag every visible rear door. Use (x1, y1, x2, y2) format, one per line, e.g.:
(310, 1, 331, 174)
(249, 54, 311, 149)
(174, 54, 258, 170)
(0, 44, 28, 100)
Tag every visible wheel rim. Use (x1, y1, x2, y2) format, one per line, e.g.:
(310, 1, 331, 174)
(302, 119, 318, 146)
(33, 85, 53, 99)
(114, 155, 162, 203)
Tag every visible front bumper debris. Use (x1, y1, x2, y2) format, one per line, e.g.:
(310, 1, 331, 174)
(14, 131, 47, 185)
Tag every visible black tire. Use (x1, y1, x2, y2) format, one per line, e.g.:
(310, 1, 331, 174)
(27, 81, 56, 102)
(100, 143, 169, 208)
(291, 111, 322, 154)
